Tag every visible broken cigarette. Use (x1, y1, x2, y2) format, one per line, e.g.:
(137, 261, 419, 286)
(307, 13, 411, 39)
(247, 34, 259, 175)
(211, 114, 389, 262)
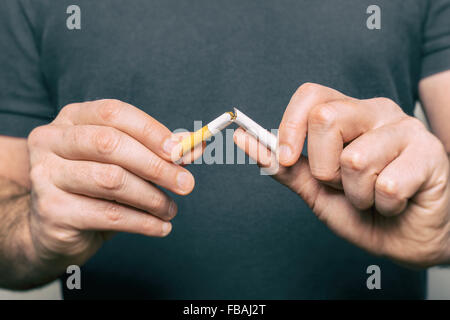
(178, 108, 278, 157)
(179, 112, 235, 156)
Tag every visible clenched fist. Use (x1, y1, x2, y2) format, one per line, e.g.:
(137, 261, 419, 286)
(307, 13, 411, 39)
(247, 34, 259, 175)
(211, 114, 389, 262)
(235, 83, 450, 268)
(27, 99, 203, 269)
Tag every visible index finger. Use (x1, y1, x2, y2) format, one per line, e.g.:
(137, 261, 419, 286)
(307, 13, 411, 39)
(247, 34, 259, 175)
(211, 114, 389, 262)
(54, 99, 180, 162)
(278, 83, 346, 166)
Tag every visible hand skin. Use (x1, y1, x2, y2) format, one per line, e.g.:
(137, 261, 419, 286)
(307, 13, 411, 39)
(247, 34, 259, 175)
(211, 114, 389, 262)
(0, 99, 204, 289)
(235, 79, 450, 269)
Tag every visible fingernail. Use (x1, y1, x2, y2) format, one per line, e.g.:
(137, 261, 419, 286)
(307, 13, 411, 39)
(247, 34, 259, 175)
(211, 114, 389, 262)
(162, 137, 179, 156)
(162, 222, 172, 236)
(168, 201, 177, 218)
(278, 144, 292, 163)
(176, 172, 193, 192)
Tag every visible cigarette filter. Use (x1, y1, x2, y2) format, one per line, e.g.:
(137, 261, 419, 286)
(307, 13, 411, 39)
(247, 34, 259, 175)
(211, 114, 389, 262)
(180, 112, 235, 156)
(233, 107, 278, 153)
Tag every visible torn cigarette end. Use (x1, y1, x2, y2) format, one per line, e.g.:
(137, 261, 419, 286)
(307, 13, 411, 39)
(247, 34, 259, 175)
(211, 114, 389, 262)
(227, 111, 237, 121)
(178, 108, 278, 160)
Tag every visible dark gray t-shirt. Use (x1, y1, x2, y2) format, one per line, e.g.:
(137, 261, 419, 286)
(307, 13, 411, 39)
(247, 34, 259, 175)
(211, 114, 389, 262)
(1, 0, 450, 299)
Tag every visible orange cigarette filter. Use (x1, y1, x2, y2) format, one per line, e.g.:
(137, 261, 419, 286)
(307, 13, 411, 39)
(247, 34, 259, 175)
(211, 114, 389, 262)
(180, 126, 213, 155)
(180, 112, 235, 156)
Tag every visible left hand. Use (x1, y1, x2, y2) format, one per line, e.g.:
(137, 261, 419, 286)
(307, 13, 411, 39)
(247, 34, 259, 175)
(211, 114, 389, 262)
(234, 83, 450, 268)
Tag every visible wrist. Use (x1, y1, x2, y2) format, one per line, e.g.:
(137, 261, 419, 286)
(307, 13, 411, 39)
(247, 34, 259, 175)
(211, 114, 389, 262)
(0, 192, 40, 289)
(0, 182, 63, 290)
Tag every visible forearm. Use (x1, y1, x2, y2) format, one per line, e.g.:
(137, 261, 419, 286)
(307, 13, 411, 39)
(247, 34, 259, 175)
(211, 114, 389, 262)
(0, 177, 58, 290)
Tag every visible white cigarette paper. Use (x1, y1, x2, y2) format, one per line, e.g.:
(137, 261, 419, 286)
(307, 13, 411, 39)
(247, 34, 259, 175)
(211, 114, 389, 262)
(207, 112, 234, 135)
(179, 108, 278, 160)
(233, 107, 278, 153)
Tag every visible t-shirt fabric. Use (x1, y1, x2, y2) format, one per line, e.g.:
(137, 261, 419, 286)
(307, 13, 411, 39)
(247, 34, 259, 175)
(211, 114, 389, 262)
(1, 0, 450, 299)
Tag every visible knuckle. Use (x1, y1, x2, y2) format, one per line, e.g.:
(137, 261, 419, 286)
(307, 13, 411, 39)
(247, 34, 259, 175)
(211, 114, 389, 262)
(374, 97, 395, 106)
(93, 127, 121, 155)
(430, 134, 446, 151)
(29, 165, 44, 184)
(51, 229, 86, 255)
(372, 97, 404, 116)
(352, 198, 372, 211)
(58, 103, 78, 119)
(103, 202, 124, 223)
(34, 196, 50, 215)
(426, 137, 449, 173)
(97, 99, 123, 122)
(340, 149, 367, 171)
(141, 120, 156, 139)
(426, 134, 446, 156)
(33, 193, 61, 220)
(70, 126, 89, 150)
(373, 97, 399, 110)
(346, 189, 374, 210)
(280, 119, 301, 131)
(93, 164, 127, 191)
(375, 177, 401, 200)
(311, 167, 339, 183)
(148, 193, 165, 211)
(146, 156, 166, 179)
(29, 164, 50, 187)
(402, 117, 446, 159)
(309, 103, 337, 127)
(28, 125, 51, 148)
(402, 116, 426, 132)
(295, 82, 322, 98)
(140, 216, 157, 233)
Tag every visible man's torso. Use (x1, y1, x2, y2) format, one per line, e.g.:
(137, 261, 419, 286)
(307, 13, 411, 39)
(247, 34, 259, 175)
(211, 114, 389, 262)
(24, 0, 426, 299)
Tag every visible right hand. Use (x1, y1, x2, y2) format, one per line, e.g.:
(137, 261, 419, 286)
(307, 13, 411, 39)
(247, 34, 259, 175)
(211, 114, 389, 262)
(27, 99, 203, 268)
